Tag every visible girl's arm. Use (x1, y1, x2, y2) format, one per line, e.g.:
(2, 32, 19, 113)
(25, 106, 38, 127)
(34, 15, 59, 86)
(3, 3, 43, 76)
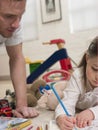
(77, 87, 98, 109)
(55, 70, 82, 118)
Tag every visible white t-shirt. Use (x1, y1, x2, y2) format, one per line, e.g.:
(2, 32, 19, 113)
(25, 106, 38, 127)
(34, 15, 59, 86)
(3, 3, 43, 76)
(0, 26, 22, 46)
(55, 67, 98, 120)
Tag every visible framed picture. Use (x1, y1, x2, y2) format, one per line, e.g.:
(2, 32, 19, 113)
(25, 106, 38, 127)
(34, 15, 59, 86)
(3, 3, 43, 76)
(40, 0, 62, 23)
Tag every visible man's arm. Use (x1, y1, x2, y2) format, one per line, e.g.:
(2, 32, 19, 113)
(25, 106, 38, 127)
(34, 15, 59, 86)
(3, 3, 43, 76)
(6, 43, 27, 107)
(6, 43, 39, 118)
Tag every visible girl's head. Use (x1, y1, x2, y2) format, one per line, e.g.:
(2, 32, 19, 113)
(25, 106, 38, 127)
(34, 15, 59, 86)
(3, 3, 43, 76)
(79, 36, 98, 87)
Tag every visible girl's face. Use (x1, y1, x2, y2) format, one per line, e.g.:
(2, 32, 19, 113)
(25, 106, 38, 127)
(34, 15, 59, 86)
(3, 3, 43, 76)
(86, 55, 98, 88)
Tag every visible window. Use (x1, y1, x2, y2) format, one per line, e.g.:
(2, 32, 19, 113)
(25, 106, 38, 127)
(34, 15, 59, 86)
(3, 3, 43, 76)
(22, 0, 38, 41)
(68, 0, 98, 33)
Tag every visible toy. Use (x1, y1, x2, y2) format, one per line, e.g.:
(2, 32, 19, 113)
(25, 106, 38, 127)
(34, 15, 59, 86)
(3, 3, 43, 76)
(4, 79, 68, 110)
(25, 57, 43, 73)
(0, 99, 13, 117)
(42, 69, 70, 83)
(5, 79, 69, 111)
(37, 80, 68, 110)
(5, 89, 16, 109)
(37, 69, 70, 110)
(27, 48, 68, 84)
(43, 39, 72, 71)
(5, 79, 46, 108)
(26, 79, 46, 107)
(27, 38, 74, 84)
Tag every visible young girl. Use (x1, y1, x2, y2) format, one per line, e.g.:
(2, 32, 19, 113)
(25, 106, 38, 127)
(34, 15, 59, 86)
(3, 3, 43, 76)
(55, 36, 98, 130)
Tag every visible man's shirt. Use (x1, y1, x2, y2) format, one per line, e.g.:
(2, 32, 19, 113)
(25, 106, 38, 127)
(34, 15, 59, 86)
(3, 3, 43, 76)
(0, 26, 22, 46)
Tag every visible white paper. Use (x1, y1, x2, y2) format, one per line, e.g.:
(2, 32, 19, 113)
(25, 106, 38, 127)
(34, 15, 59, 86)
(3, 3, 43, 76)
(49, 120, 98, 130)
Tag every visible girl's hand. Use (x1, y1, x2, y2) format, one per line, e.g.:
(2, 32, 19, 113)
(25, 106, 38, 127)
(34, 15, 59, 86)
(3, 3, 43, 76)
(56, 114, 76, 130)
(76, 109, 94, 128)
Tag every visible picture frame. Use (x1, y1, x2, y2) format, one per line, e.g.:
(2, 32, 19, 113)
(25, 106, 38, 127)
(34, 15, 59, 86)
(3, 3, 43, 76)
(40, 0, 62, 24)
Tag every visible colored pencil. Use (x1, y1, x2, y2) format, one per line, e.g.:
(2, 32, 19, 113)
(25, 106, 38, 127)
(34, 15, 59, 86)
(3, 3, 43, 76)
(51, 84, 78, 130)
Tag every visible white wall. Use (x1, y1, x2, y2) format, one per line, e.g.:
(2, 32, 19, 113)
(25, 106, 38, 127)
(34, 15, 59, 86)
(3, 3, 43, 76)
(23, 0, 98, 74)
(0, 0, 98, 77)
(23, 0, 98, 61)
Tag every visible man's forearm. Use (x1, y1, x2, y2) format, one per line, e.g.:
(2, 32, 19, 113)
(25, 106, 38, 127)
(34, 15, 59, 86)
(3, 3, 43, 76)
(9, 55, 27, 107)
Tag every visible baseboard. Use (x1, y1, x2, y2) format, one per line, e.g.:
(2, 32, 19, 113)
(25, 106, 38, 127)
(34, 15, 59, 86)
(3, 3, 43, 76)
(0, 76, 11, 81)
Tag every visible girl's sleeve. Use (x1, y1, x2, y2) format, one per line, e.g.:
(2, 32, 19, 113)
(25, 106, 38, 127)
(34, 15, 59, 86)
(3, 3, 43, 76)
(55, 73, 82, 119)
(76, 87, 98, 109)
(89, 106, 98, 120)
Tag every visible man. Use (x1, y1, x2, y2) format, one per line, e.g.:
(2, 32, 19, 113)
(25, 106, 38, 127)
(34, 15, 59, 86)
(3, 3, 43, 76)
(0, 0, 39, 118)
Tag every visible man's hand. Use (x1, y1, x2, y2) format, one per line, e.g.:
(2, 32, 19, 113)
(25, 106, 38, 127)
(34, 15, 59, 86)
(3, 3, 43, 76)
(13, 106, 39, 118)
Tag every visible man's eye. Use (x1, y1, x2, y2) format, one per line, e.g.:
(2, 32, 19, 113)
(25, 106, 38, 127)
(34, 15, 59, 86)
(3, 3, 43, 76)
(92, 67, 98, 71)
(5, 15, 15, 19)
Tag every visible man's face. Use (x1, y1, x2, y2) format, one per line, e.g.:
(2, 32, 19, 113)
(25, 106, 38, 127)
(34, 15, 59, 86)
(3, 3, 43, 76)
(0, 0, 26, 38)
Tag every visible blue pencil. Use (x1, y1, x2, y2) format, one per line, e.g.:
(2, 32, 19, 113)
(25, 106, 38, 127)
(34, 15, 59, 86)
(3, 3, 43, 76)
(51, 84, 78, 130)
(51, 85, 70, 116)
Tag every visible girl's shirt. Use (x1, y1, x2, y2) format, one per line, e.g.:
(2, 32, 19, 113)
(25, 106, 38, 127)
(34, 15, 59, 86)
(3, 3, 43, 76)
(55, 67, 98, 120)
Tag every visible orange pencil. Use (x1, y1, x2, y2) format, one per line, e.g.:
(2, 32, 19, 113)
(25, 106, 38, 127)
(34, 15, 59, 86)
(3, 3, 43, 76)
(36, 126, 40, 130)
(36, 126, 42, 130)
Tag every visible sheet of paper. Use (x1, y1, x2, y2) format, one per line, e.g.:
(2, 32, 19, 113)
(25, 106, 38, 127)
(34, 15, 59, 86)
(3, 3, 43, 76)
(79, 120, 98, 130)
(49, 120, 98, 130)
(49, 120, 60, 130)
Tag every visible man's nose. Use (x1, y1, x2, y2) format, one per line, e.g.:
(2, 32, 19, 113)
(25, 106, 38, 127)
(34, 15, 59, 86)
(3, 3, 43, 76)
(11, 18, 20, 28)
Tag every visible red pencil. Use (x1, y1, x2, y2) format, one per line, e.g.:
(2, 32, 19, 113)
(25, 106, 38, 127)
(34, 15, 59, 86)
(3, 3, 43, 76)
(36, 126, 40, 130)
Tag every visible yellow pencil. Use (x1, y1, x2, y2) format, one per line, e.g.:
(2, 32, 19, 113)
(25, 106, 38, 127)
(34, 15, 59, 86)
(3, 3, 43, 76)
(40, 126, 43, 130)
